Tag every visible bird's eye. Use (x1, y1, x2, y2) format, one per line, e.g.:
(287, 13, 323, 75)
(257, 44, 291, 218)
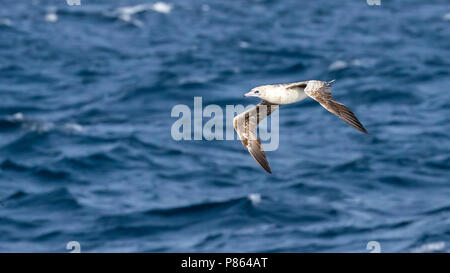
(254, 90, 260, 94)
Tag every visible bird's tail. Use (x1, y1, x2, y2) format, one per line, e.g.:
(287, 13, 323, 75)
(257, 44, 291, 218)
(327, 79, 336, 86)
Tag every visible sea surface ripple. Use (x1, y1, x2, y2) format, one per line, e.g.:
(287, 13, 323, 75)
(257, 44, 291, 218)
(0, 0, 449, 252)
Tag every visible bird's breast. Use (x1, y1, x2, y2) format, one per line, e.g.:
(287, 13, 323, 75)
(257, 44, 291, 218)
(266, 87, 307, 105)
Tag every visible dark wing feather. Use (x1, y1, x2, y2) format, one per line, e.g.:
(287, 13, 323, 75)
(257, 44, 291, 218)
(305, 85, 368, 134)
(233, 101, 279, 173)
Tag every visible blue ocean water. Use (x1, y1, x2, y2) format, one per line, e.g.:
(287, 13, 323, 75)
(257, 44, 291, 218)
(0, 0, 449, 253)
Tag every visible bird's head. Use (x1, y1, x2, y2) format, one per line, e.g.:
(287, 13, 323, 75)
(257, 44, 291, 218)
(243, 86, 268, 100)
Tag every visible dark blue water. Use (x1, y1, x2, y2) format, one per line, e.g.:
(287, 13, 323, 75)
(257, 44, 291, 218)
(0, 0, 449, 252)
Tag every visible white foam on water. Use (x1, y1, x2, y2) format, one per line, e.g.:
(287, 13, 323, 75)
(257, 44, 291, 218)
(7, 112, 25, 122)
(248, 193, 261, 206)
(201, 4, 210, 12)
(117, 4, 153, 17)
(351, 59, 362, 66)
(5, 113, 82, 134)
(114, 4, 148, 27)
(0, 18, 13, 27)
(329, 59, 365, 71)
(63, 123, 84, 132)
(116, 2, 172, 15)
(45, 13, 58, 22)
(328, 60, 348, 71)
(411, 242, 445, 253)
(153, 2, 172, 14)
(443, 13, 450, 21)
(114, 2, 172, 27)
(25, 121, 55, 133)
(239, 41, 250, 49)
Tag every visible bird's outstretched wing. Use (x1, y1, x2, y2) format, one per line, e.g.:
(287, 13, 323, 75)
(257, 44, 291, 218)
(305, 82, 368, 134)
(233, 101, 279, 174)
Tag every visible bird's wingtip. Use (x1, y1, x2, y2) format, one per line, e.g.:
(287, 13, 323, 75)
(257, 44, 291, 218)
(360, 127, 369, 134)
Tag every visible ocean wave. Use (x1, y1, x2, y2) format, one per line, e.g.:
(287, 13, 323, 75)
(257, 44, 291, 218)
(411, 242, 446, 253)
(0, 113, 84, 135)
(1, 188, 82, 211)
(0, 18, 13, 27)
(1, 0, 449, 253)
(1, 159, 72, 182)
(106, 2, 173, 27)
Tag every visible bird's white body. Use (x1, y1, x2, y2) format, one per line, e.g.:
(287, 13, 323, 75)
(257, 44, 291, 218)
(262, 85, 308, 105)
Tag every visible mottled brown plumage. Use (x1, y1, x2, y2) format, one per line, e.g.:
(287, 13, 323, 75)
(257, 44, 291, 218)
(233, 101, 279, 174)
(304, 80, 368, 134)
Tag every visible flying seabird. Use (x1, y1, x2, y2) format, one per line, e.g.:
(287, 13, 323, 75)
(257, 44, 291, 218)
(233, 80, 368, 174)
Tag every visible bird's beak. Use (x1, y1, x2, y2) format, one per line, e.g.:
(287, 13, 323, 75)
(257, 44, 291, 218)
(243, 91, 255, 98)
